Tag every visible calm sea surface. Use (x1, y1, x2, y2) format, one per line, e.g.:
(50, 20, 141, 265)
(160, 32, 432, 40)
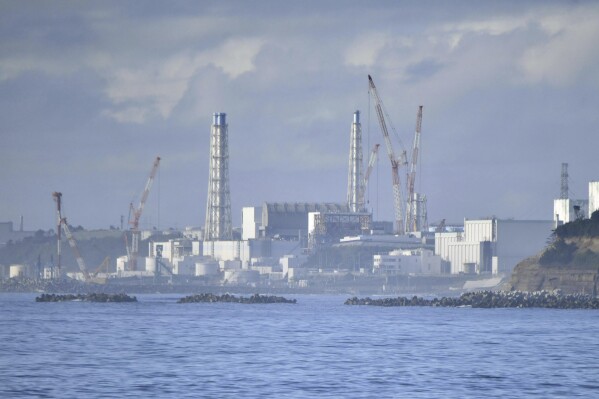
(1, 293, 598, 398)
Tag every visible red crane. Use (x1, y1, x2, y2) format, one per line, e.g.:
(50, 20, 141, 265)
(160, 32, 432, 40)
(368, 75, 407, 235)
(127, 156, 161, 271)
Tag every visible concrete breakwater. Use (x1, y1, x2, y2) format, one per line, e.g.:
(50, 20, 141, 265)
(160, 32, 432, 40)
(345, 291, 599, 309)
(35, 293, 137, 302)
(177, 293, 296, 304)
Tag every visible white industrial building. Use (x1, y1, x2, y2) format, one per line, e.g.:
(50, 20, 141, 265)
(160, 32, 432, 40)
(589, 181, 599, 217)
(339, 234, 425, 249)
(146, 237, 302, 274)
(435, 218, 553, 275)
(554, 199, 588, 226)
(243, 202, 351, 240)
(242, 207, 262, 240)
(373, 248, 443, 275)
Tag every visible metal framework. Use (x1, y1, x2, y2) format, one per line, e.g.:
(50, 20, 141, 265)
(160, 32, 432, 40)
(347, 111, 364, 213)
(561, 163, 569, 199)
(406, 106, 423, 232)
(309, 212, 372, 249)
(205, 113, 232, 240)
(361, 144, 380, 209)
(368, 75, 406, 235)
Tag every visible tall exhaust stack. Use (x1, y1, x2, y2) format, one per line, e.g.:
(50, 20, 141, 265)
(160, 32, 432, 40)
(347, 111, 364, 213)
(204, 113, 232, 240)
(560, 163, 569, 199)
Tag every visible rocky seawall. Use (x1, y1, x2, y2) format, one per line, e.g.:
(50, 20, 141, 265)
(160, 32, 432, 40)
(177, 293, 297, 304)
(345, 291, 599, 309)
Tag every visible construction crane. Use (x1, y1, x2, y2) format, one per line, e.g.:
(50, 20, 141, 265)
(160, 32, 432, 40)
(406, 105, 423, 232)
(360, 143, 380, 208)
(89, 256, 111, 284)
(127, 156, 161, 271)
(60, 217, 90, 281)
(368, 75, 407, 235)
(52, 192, 90, 281)
(52, 192, 62, 278)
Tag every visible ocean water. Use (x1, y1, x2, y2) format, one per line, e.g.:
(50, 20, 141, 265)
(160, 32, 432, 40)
(1, 293, 599, 398)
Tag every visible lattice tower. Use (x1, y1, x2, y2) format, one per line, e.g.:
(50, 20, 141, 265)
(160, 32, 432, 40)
(347, 111, 364, 212)
(204, 113, 232, 240)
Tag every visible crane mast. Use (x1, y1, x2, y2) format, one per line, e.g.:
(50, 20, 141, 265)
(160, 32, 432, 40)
(368, 75, 406, 235)
(406, 105, 423, 232)
(128, 156, 161, 271)
(52, 192, 62, 278)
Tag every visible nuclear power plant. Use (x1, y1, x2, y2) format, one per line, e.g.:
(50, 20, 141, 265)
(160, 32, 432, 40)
(8, 75, 599, 292)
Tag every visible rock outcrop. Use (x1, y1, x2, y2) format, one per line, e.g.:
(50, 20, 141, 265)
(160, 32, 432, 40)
(177, 293, 296, 304)
(35, 293, 137, 302)
(509, 257, 598, 295)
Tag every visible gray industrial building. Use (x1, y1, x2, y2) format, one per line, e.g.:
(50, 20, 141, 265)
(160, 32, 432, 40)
(242, 203, 351, 241)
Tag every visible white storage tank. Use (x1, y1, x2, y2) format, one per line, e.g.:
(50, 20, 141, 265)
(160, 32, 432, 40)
(9, 264, 27, 278)
(195, 261, 220, 276)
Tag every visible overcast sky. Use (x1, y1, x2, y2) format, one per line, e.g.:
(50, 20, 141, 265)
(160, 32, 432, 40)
(2, 0, 599, 231)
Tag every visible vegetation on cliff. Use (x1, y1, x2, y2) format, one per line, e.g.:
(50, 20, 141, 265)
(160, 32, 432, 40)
(539, 210, 599, 269)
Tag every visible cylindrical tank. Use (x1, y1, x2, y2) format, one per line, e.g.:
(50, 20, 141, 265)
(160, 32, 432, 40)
(195, 261, 219, 276)
(9, 264, 26, 278)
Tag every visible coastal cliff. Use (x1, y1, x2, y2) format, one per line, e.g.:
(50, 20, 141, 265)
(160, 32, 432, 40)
(509, 257, 598, 295)
(509, 213, 599, 295)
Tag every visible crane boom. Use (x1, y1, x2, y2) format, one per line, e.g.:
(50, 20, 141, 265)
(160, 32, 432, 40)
(368, 75, 405, 234)
(359, 144, 380, 209)
(128, 156, 161, 271)
(363, 144, 380, 185)
(60, 218, 90, 281)
(406, 105, 423, 232)
(131, 156, 161, 229)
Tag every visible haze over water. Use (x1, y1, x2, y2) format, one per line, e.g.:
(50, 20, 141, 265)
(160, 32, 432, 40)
(1, 293, 598, 398)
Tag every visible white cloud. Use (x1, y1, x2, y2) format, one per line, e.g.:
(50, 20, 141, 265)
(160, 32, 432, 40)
(101, 37, 265, 123)
(102, 107, 149, 124)
(446, 16, 529, 37)
(520, 9, 599, 86)
(207, 38, 265, 78)
(344, 32, 392, 68)
(0, 55, 77, 81)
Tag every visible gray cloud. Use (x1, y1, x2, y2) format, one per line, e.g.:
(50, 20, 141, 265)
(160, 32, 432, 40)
(1, 0, 599, 230)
